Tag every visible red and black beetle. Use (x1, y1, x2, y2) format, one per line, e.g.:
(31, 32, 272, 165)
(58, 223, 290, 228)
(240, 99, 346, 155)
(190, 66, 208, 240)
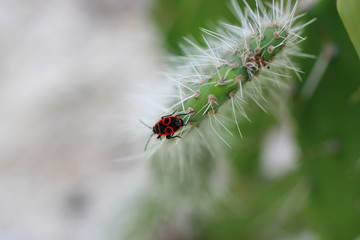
(140, 110, 193, 150)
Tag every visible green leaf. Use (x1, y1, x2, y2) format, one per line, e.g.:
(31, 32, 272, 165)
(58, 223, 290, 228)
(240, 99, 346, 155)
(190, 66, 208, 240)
(337, 0, 360, 58)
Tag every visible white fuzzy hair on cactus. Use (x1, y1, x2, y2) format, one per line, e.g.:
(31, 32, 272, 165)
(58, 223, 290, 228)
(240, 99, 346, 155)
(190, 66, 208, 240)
(137, 0, 314, 165)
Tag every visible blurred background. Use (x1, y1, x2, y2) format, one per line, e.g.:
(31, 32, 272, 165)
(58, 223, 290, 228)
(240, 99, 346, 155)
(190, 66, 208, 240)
(0, 0, 158, 239)
(1, 0, 359, 240)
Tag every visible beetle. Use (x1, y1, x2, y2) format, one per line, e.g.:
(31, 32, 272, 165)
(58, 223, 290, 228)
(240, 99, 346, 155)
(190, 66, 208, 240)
(140, 110, 193, 150)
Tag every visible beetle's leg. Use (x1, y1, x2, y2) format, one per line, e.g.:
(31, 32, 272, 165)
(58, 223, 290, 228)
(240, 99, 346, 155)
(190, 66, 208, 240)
(166, 134, 181, 139)
(175, 110, 194, 117)
(157, 135, 161, 139)
(161, 110, 177, 119)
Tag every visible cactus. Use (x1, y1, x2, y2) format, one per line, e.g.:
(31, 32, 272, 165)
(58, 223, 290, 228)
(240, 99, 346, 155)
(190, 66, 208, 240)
(123, 1, 314, 239)
(145, 0, 313, 152)
(181, 26, 287, 124)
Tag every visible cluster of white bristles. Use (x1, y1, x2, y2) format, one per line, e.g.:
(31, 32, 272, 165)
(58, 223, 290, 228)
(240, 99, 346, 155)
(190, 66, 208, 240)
(139, 0, 314, 166)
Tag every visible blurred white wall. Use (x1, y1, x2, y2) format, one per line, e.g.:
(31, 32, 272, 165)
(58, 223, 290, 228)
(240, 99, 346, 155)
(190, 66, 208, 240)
(0, 0, 161, 239)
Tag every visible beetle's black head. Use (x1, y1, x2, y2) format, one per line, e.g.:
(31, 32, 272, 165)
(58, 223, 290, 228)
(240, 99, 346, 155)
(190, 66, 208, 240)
(153, 125, 161, 134)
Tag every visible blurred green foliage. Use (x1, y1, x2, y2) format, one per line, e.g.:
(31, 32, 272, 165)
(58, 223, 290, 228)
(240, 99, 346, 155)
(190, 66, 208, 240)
(151, 0, 360, 239)
(337, 0, 360, 58)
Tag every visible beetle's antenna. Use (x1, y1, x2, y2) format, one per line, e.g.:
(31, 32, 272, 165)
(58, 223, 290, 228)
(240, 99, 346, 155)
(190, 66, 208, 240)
(144, 133, 155, 151)
(138, 119, 152, 129)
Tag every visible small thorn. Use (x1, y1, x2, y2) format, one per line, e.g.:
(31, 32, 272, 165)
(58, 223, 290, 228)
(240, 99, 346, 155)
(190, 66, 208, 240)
(257, 34, 264, 41)
(208, 73, 216, 80)
(208, 110, 216, 115)
(267, 45, 275, 54)
(208, 94, 218, 104)
(234, 75, 243, 83)
(273, 31, 280, 39)
(229, 90, 237, 98)
(193, 90, 201, 98)
(217, 76, 226, 85)
(231, 63, 239, 69)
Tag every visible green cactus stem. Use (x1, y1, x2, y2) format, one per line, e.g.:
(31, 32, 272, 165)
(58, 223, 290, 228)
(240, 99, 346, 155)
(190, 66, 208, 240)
(181, 26, 288, 124)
